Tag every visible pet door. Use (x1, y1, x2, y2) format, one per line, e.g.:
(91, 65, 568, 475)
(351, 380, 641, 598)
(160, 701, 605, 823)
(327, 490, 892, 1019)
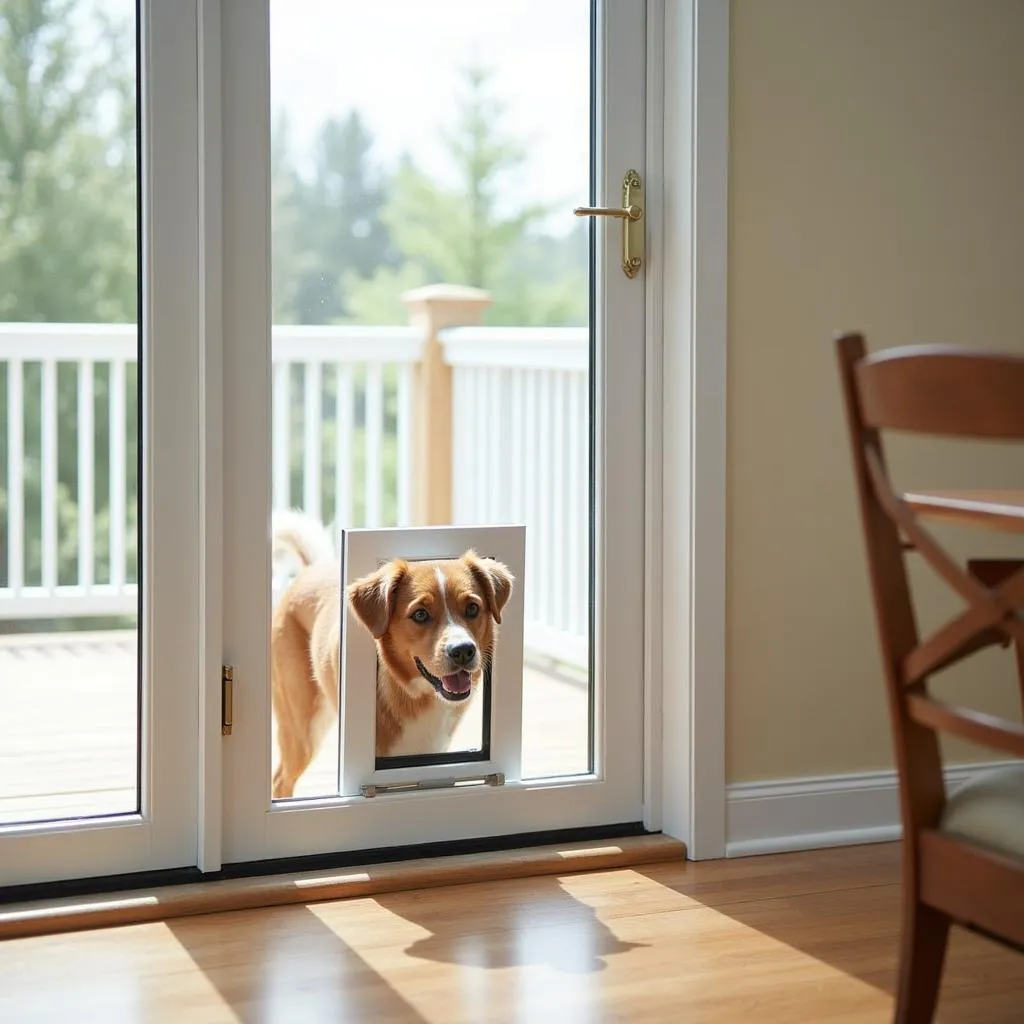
(339, 525, 525, 796)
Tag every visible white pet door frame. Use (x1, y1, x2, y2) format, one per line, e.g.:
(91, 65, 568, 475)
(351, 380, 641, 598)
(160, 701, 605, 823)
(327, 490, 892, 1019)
(340, 525, 526, 797)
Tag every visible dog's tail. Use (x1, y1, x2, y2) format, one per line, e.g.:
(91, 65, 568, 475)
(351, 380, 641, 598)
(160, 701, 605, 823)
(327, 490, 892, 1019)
(271, 508, 336, 569)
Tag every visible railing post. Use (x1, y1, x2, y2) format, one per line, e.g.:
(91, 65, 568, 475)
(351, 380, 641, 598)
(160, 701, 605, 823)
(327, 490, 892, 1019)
(401, 284, 492, 525)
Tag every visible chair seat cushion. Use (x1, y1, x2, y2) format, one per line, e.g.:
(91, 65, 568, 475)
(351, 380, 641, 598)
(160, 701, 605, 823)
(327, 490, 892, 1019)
(940, 764, 1024, 862)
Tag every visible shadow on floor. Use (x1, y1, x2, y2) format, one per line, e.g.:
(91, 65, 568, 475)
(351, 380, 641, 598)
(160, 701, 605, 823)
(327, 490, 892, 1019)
(165, 874, 645, 1023)
(373, 874, 646, 975)
(167, 903, 430, 1024)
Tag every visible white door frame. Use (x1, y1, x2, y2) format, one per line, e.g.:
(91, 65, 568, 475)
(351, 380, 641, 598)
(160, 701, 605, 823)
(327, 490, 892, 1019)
(217, 0, 649, 865)
(200, 0, 730, 869)
(0, 0, 730, 886)
(643, 0, 729, 860)
(197, 0, 226, 874)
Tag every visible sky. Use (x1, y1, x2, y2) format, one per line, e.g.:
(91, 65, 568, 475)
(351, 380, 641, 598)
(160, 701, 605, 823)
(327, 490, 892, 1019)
(269, 0, 592, 235)
(88, 0, 592, 236)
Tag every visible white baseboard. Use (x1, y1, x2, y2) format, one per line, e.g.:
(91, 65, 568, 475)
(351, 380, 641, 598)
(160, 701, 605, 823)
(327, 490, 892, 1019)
(726, 760, 1018, 858)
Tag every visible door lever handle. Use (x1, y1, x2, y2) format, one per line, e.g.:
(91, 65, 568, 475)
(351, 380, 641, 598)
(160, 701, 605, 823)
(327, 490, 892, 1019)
(574, 170, 644, 279)
(573, 204, 642, 221)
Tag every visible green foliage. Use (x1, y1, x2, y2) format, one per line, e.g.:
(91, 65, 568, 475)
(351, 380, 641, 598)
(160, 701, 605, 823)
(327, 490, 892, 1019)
(273, 109, 397, 325)
(338, 262, 427, 326)
(0, 0, 138, 625)
(0, 0, 137, 323)
(340, 65, 588, 328)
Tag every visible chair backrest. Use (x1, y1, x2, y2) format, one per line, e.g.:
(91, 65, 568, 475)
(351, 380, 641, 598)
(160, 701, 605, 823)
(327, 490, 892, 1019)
(854, 344, 1024, 439)
(834, 333, 1024, 836)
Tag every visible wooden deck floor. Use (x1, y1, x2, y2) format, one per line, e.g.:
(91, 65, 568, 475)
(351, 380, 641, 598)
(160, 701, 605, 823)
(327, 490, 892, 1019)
(2, 843, 1023, 1022)
(0, 632, 588, 825)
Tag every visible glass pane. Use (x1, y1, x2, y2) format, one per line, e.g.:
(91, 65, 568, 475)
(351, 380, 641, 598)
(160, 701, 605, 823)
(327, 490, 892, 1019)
(269, 0, 591, 800)
(0, 0, 140, 824)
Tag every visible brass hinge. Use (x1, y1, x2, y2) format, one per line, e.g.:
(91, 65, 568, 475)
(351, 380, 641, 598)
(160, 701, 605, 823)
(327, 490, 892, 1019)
(221, 664, 234, 736)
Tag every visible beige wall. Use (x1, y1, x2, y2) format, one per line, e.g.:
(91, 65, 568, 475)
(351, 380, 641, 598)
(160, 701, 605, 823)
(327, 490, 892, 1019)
(726, 0, 1024, 782)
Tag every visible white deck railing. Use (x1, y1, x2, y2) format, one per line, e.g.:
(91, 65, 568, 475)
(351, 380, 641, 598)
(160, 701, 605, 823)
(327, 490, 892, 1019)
(269, 325, 422, 529)
(442, 327, 589, 668)
(0, 322, 589, 669)
(0, 325, 137, 619)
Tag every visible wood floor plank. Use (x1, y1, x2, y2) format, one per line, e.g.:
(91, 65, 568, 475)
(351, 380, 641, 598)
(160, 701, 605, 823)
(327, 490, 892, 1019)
(1, 843, 1022, 1022)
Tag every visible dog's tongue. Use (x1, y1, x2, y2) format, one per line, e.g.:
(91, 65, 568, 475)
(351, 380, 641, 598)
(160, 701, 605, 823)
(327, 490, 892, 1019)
(442, 671, 472, 695)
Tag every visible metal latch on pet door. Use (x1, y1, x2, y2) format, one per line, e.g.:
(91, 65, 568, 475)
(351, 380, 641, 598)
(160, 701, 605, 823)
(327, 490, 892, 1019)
(361, 773, 505, 798)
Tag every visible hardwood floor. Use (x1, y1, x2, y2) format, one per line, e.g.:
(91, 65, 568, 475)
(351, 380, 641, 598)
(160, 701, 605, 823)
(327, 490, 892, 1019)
(1, 843, 1022, 1023)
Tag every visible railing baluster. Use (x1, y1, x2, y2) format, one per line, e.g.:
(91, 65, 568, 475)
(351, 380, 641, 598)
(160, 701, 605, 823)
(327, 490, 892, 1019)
(272, 360, 290, 510)
(456, 367, 474, 525)
(6, 358, 24, 594)
(41, 360, 59, 591)
(109, 360, 126, 591)
(524, 370, 540, 629)
(302, 360, 322, 522)
(568, 370, 585, 638)
(364, 363, 383, 527)
(474, 368, 486, 524)
(553, 371, 568, 633)
(487, 367, 502, 524)
(537, 370, 554, 628)
(510, 369, 525, 533)
(334, 363, 353, 527)
(78, 360, 95, 591)
(395, 364, 412, 527)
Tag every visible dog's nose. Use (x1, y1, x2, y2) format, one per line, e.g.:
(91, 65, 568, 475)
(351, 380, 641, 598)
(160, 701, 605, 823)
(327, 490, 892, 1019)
(446, 641, 476, 667)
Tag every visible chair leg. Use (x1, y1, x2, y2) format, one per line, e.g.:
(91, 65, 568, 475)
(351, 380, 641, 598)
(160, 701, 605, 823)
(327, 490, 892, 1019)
(1014, 641, 1024, 717)
(894, 899, 951, 1024)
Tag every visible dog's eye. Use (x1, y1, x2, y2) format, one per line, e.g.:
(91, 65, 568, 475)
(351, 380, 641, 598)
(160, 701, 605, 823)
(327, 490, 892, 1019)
(465, 601, 480, 619)
(410, 608, 430, 624)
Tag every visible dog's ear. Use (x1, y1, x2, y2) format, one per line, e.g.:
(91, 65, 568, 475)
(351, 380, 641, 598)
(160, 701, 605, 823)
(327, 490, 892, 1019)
(464, 551, 514, 624)
(347, 560, 407, 638)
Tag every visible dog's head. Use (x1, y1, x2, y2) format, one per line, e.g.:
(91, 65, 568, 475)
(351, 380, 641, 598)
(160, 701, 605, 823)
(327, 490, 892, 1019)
(347, 551, 514, 704)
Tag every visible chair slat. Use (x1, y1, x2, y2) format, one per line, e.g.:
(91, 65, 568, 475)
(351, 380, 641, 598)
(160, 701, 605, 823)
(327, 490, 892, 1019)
(856, 346, 1024, 439)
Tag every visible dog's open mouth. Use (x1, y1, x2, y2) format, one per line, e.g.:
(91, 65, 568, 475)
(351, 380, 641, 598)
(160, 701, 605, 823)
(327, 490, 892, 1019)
(415, 657, 473, 702)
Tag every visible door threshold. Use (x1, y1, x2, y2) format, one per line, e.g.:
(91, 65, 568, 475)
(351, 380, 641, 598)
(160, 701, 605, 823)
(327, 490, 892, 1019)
(0, 833, 685, 940)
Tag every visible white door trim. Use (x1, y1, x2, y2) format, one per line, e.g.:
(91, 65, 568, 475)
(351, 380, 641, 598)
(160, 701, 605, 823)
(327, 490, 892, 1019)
(197, 0, 225, 874)
(647, 0, 729, 859)
(642, 0, 667, 836)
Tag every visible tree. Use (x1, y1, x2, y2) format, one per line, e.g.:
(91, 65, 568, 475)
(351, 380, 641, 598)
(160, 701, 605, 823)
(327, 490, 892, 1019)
(345, 65, 588, 327)
(0, 0, 138, 620)
(0, 0, 137, 323)
(270, 110, 316, 326)
(272, 110, 397, 325)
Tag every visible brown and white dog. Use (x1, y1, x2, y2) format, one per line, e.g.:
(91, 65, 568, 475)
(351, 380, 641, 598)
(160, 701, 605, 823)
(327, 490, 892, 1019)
(270, 511, 514, 798)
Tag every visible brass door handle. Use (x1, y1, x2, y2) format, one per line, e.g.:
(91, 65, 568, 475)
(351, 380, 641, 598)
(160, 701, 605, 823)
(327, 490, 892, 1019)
(573, 204, 642, 221)
(574, 170, 644, 279)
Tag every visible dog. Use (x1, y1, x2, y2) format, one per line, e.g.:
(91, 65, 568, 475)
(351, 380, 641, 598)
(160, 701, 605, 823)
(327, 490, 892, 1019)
(270, 510, 514, 799)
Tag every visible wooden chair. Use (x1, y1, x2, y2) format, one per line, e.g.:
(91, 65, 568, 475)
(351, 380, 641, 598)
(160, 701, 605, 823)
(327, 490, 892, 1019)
(834, 334, 1024, 1023)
